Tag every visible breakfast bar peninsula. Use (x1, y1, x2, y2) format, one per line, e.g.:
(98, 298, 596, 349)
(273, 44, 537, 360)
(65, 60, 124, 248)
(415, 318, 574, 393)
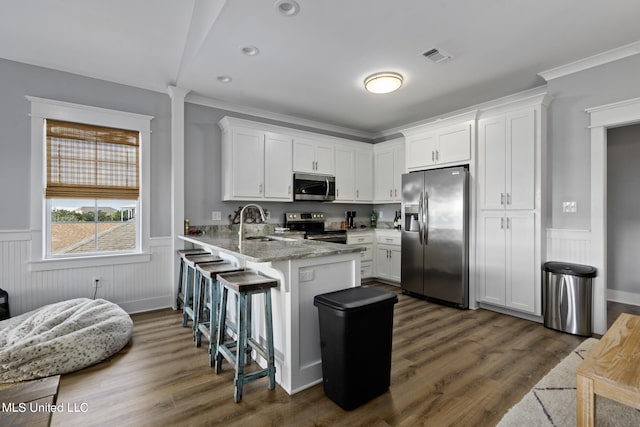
(179, 232, 362, 395)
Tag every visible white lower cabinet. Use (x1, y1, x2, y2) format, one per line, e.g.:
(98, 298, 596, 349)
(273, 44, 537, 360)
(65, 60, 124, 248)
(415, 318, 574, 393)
(347, 232, 373, 279)
(375, 245, 401, 282)
(374, 231, 401, 283)
(477, 211, 537, 314)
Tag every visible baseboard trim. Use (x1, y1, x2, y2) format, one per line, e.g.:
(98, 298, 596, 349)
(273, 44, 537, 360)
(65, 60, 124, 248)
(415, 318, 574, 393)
(478, 302, 543, 323)
(607, 289, 640, 307)
(117, 295, 174, 314)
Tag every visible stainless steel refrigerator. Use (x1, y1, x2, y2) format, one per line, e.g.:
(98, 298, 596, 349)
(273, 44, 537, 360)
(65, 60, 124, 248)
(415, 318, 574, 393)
(401, 166, 469, 308)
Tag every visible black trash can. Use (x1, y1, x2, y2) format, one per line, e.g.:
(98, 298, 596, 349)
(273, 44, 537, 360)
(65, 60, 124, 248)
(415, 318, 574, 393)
(313, 286, 398, 410)
(543, 261, 597, 336)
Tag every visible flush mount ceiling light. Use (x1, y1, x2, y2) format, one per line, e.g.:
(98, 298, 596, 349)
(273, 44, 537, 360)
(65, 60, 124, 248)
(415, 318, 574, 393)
(364, 72, 403, 94)
(274, 0, 300, 16)
(217, 75, 232, 83)
(241, 45, 260, 56)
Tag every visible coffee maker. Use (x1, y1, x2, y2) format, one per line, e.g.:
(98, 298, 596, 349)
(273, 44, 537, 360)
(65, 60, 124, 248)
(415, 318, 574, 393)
(345, 211, 356, 229)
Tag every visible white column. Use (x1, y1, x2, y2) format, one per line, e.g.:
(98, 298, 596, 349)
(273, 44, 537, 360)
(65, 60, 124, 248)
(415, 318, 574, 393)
(168, 85, 190, 309)
(590, 126, 607, 335)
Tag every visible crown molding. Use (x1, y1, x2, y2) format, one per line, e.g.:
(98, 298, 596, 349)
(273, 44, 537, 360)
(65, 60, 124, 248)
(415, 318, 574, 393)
(381, 86, 549, 138)
(539, 40, 640, 82)
(185, 93, 375, 140)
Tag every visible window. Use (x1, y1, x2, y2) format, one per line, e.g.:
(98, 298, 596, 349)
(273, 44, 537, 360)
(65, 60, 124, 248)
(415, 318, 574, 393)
(45, 120, 140, 257)
(28, 96, 153, 267)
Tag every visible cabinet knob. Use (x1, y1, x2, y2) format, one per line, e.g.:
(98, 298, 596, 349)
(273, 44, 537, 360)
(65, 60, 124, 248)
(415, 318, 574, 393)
(390, 189, 393, 197)
(500, 193, 505, 205)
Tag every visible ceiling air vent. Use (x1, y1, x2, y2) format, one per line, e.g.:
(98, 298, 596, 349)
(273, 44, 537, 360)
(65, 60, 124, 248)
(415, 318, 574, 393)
(423, 48, 453, 63)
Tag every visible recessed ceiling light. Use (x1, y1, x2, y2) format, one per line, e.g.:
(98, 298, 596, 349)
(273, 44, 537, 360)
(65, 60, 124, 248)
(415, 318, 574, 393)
(241, 45, 260, 56)
(217, 75, 232, 83)
(274, 0, 300, 16)
(364, 72, 404, 94)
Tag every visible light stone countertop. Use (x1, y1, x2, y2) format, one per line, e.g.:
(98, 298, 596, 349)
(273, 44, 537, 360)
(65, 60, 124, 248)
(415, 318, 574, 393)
(179, 233, 362, 263)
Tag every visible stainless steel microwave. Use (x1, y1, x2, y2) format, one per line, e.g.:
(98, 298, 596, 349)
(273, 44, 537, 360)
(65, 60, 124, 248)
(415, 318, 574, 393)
(293, 173, 336, 201)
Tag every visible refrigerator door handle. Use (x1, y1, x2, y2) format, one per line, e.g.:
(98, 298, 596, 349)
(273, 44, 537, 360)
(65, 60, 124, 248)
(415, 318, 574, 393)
(424, 192, 429, 244)
(418, 192, 423, 244)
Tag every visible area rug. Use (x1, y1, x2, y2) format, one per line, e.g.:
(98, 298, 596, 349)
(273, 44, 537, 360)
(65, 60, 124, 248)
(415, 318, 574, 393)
(498, 338, 640, 426)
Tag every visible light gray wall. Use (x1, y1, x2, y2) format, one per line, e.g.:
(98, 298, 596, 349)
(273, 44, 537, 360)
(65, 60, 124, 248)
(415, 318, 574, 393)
(607, 124, 640, 293)
(0, 58, 172, 237)
(546, 54, 640, 229)
(183, 102, 394, 228)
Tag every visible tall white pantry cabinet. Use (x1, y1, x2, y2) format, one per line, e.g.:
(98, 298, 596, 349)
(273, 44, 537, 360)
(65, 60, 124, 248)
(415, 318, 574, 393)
(476, 93, 550, 318)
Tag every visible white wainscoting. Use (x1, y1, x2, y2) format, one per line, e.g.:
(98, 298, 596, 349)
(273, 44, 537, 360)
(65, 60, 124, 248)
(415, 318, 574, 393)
(0, 230, 173, 316)
(546, 228, 640, 330)
(546, 228, 593, 265)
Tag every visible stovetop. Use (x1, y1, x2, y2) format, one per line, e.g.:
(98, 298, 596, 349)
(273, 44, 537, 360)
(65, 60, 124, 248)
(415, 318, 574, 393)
(283, 212, 346, 239)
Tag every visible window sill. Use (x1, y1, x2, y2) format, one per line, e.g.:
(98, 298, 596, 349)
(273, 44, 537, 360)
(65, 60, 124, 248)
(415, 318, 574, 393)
(29, 252, 152, 272)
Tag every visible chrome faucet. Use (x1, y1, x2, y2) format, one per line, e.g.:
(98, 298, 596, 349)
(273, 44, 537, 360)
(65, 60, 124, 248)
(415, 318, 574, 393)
(238, 203, 267, 243)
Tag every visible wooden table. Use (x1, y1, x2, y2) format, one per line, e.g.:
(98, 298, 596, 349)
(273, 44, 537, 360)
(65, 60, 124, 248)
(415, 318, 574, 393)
(0, 375, 60, 426)
(577, 313, 640, 426)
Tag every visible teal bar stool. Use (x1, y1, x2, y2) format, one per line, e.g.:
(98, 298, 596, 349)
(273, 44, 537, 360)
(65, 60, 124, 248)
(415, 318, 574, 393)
(194, 261, 243, 366)
(214, 271, 278, 402)
(182, 253, 221, 329)
(176, 249, 208, 309)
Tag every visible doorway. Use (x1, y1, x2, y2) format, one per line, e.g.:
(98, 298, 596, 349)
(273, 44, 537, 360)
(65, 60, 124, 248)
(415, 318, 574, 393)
(606, 124, 640, 327)
(587, 96, 640, 334)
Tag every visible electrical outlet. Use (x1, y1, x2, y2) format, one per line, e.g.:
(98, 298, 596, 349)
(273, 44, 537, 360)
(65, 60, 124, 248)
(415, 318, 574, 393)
(299, 269, 314, 282)
(93, 276, 103, 287)
(562, 201, 577, 213)
(211, 211, 222, 221)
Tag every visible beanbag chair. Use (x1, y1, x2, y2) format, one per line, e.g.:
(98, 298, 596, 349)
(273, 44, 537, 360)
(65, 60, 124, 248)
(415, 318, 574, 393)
(0, 298, 132, 383)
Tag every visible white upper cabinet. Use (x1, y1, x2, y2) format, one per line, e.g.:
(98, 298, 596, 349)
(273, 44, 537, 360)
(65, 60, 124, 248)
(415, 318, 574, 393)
(334, 143, 373, 203)
(220, 117, 293, 202)
(406, 133, 436, 169)
(405, 122, 471, 171)
(264, 132, 294, 199)
(374, 138, 404, 203)
(229, 127, 265, 199)
(437, 124, 471, 164)
(293, 137, 334, 175)
(334, 145, 355, 201)
(354, 148, 373, 202)
(478, 109, 535, 210)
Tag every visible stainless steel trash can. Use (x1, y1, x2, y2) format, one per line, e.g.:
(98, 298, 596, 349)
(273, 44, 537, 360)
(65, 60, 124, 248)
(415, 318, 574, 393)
(543, 261, 597, 336)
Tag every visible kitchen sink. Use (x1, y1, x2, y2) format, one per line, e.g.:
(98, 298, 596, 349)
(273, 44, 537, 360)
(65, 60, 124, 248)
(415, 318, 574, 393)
(244, 236, 275, 242)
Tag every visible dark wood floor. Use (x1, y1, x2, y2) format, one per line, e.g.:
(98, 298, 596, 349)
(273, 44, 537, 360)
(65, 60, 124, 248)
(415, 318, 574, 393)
(608, 300, 640, 328)
(52, 283, 590, 427)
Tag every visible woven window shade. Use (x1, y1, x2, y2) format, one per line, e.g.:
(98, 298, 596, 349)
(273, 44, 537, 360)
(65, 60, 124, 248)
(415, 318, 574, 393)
(46, 120, 140, 200)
